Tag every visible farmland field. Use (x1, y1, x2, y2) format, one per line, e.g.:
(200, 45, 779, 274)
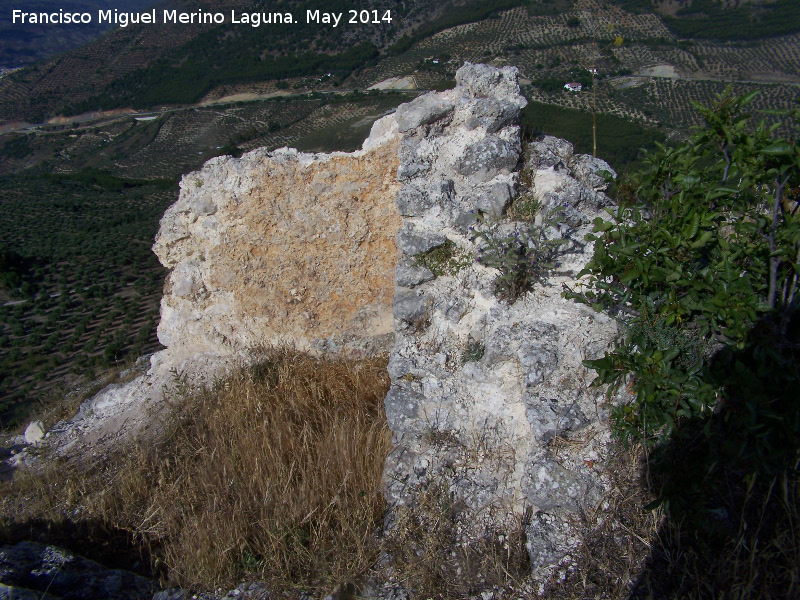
(0, 171, 171, 426)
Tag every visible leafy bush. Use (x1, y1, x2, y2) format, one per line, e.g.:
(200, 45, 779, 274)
(567, 87, 800, 474)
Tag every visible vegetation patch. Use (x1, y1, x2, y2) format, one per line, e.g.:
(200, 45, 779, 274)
(0, 350, 392, 594)
(663, 0, 800, 41)
(0, 171, 173, 427)
(473, 213, 567, 303)
(414, 239, 473, 277)
(383, 483, 530, 599)
(564, 89, 800, 598)
(461, 340, 485, 364)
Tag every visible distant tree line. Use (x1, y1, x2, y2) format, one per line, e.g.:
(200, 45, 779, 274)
(612, 0, 800, 40)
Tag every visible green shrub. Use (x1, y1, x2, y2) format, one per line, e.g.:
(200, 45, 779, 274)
(566, 87, 800, 475)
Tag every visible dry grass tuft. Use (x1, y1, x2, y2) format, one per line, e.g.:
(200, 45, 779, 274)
(629, 464, 800, 599)
(1, 349, 392, 595)
(546, 444, 800, 600)
(147, 349, 392, 591)
(544, 444, 662, 600)
(383, 483, 530, 599)
(4, 349, 795, 598)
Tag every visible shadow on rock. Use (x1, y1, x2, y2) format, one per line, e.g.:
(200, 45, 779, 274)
(629, 312, 800, 599)
(1, 518, 161, 599)
(0, 538, 155, 600)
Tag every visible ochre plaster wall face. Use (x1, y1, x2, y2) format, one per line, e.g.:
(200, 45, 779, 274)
(154, 138, 401, 356)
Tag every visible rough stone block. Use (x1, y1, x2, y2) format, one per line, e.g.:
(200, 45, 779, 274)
(395, 226, 446, 256)
(384, 386, 423, 433)
(456, 137, 518, 181)
(570, 154, 617, 191)
(474, 182, 512, 217)
(395, 256, 436, 287)
(455, 62, 527, 106)
(23, 421, 44, 446)
(459, 98, 521, 133)
(395, 94, 455, 133)
(392, 288, 430, 324)
(395, 186, 430, 216)
(523, 457, 601, 513)
(190, 197, 217, 216)
(397, 161, 431, 180)
(540, 135, 574, 161)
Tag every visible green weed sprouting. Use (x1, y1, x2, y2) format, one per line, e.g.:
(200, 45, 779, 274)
(414, 239, 473, 277)
(461, 340, 485, 364)
(471, 208, 567, 302)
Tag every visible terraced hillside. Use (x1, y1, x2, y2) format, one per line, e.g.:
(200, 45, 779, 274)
(352, 0, 799, 134)
(0, 0, 444, 124)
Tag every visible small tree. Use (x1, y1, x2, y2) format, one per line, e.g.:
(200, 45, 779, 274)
(566, 88, 800, 473)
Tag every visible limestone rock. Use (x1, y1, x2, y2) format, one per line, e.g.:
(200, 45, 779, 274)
(0, 542, 153, 600)
(392, 288, 430, 326)
(456, 136, 519, 181)
(538, 135, 574, 162)
(21, 61, 629, 594)
(394, 93, 455, 133)
(394, 256, 435, 288)
(22, 422, 44, 446)
(570, 154, 617, 191)
(454, 97, 521, 133)
(382, 61, 625, 580)
(395, 179, 454, 217)
(395, 226, 446, 256)
(455, 63, 528, 106)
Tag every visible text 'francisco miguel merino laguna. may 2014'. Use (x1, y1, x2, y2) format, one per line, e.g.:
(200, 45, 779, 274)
(10, 8, 394, 28)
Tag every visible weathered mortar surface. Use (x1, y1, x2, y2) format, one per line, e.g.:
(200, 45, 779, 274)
(154, 135, 401, 356)
(382, 62, 625, 580)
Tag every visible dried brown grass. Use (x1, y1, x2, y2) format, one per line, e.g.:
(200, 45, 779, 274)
(543, 444, 662, 600)
(1, 349, 392, 595)
(383, 483, 530, 600)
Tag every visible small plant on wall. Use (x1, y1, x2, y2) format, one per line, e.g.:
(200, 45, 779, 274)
(472, 208, 567, 302)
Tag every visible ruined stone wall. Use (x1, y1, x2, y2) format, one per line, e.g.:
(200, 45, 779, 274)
(19, 62, 629, 590)
(153, 127, 402, 358)
(382, 63, 624, 577)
